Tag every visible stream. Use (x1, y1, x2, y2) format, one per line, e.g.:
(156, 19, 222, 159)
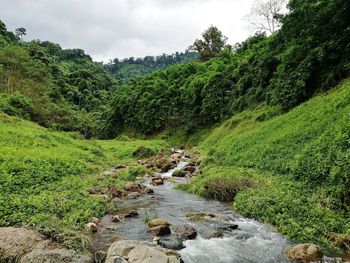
(93, 153, 292, 263)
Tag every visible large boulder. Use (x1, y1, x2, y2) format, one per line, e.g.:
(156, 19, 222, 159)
(0, 227, 91, 263)
(124, 182, 146, 193)
(106, 240, 182, 263)
(19, 248, 92, 263)
(171, 225, 197, 241)
(156, 158, 175, 172)
(0, 227, 45, 262)
(285, 243, 323, 262)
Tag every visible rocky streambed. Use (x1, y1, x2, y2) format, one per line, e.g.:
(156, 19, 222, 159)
(92, 149, 296, 263)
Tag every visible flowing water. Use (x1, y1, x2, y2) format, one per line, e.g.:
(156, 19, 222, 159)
(94, 155, 292, 263)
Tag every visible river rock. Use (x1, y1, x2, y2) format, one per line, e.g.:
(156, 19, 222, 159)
(205, 231, 224, 239)
(158, 237, 185, 250)
(156, 158, 175, 172)
(218, 223, 239, 232)
(19, 247, 92, 263)
(182, 165, 196, 174)
(171, 153, 182, 160)
(124, 210, 139, 218)
(285, 243, 323, 262)
(0, 227, 45, 262)
(148, 219, 171, 228)
(124, 182, 146, 193)
(148, 225, 171, 236)
(171, 225, 197, 240)
(152, 177, 164, 186)
(127, 192, 141, 199)
(106, 240, 182, 263)
(107, 185, 123, 198)
(86, 222, 98, 233)
(111, 215, 122, 222)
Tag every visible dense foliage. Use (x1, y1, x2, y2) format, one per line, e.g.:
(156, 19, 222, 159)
(104, 0, 350, 137)
(0, 22, 117, 137)
(104, 51, 197, 82)
(179, 80, 350, 252)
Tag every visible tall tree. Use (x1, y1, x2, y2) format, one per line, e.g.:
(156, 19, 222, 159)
(190, 26, 228, 61)
(15, 27, 26, 40)
(245, 0, 287, 34)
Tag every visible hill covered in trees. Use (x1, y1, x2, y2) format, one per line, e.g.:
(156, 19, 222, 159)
(104, 51, 197, 82)
(0, 21, 117, 137)
(103, 0, 350, 137)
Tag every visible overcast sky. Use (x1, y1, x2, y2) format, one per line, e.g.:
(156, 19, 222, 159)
(1, 0, 255, 62)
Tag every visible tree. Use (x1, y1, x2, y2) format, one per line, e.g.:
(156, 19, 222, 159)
(15, 27, 26, 40)
(190, 26, 227, 61)
(0, 20, 6, 34)
(245, 0, 287, 34)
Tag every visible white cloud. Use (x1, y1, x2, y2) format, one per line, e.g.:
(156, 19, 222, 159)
(0, 0, 255, 62)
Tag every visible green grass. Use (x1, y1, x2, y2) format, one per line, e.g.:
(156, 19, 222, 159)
(0, 113, 167, 251)
(179, 79, 350, 253)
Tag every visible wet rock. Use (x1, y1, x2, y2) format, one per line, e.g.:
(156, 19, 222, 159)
(172, 170, 187, 178)
(126, 192, 141, 199)
(0, 227, 45, 262)
(182, 165, 196, 174)
(107, 185, 123, 198)
(124, 182, 146, 193)
(148, 225, 171, 236)
(86, 222, 98, 233)
(156, 158, 176, 172)
(106, 240, 182, 263)
(171, 225, 197, 240)
(171, 153, 182, 160)
(148, 219, 171, 228)
(205, 231, 224, 239)
(87, 188, 103, 195)
(106, 225, 118, 231)
(285, 243, 323, 262)
(158, 237, 185, 250)
(145, 188, 154, 194)
(19, 248, 92, 263)
(115, 164, 127, 169)
(218, 224, 239, 232)
(124, 210, 139, 218)
(152, 177, 164, 186)
(144, 160, 154, 168)
(111, 215, 122, 222)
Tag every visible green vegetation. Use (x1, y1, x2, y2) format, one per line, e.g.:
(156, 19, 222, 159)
(104, 51, 197, 82)
(0, 23, 117, 137)
(104, 0, 350, 137)
(179, 79, 350, 252)
(0, 112, 166, 251)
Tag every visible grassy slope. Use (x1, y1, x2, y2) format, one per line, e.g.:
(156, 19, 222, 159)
(179, 80, 350, 252)
(0, 113, 167, 251)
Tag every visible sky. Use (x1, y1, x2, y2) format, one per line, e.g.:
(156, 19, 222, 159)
(0, 0, 255, 62)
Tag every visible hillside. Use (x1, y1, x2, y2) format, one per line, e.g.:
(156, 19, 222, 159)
(0, 112, 166, 250)
(0, 22, 117, 137)
(179, 79, 350, 252)
(103, 0, 350, 138)
(104, 52, 197, 82)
